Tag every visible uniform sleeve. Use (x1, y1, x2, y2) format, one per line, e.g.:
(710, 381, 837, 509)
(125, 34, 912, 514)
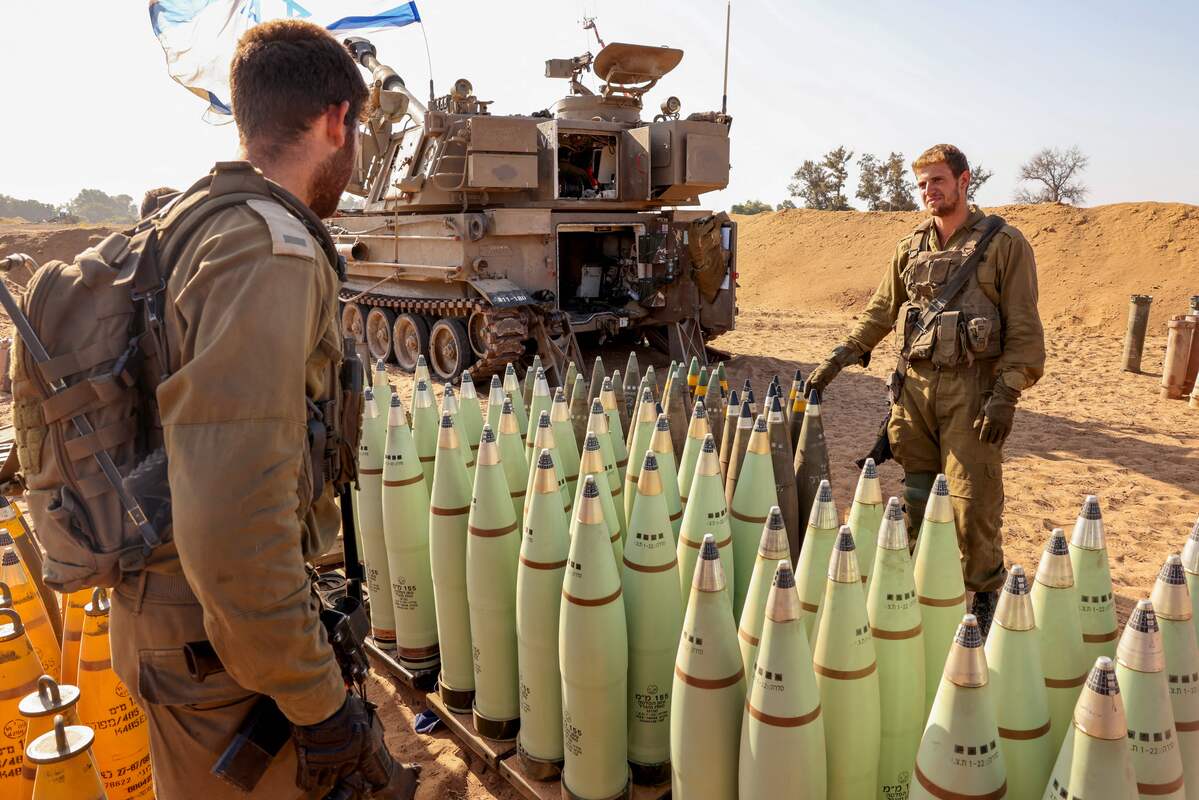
(992, 231, 1046, 393)
(846, 241, 909, 355)
(156, 210, 345, 726)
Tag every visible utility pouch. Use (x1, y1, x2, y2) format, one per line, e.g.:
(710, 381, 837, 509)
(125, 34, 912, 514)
(932, 311, 963, 368)
(966, 316, 993, 352)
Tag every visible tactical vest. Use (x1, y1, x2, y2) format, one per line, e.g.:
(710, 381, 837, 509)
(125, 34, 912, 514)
(896, 215, 1005, 368)
(10, 161, 362, 592)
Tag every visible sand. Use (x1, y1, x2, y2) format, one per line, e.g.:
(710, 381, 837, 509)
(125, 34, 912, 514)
(1, 202, 1196, 798)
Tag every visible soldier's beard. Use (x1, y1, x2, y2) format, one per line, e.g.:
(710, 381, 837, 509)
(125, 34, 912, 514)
(307, 135, 356, 219)
(929, 186, 962, 217)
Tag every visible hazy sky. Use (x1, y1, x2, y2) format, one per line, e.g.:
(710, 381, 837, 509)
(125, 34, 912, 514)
(4, 0, 1198, 211)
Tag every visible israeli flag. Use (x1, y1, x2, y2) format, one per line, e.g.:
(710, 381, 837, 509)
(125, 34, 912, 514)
(150, 0, 422, 121)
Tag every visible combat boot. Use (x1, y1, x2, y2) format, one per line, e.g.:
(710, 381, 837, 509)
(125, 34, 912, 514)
(970, 589, 998, 639)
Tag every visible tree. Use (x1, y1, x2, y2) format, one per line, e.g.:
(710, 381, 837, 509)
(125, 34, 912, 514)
(966, 163, 992, 201)
(1014, 146, 1089, 204)
(788, 160, 832, 210)
(776, 199, 796, 211)
(820, 146, 854, 210)
(67, 189, 137, 223)
(856, 154, 885, 210)
(730, 199, 773, 215)
(0, 194, 58, 222)
(881, 152, 918, 211)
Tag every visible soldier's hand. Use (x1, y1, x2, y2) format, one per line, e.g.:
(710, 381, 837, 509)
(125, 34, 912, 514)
(805, 344, 866, 397)
(973, 382, 1019, 445)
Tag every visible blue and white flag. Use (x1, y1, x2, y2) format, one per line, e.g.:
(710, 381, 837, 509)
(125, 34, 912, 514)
(150, 0, 422, 121)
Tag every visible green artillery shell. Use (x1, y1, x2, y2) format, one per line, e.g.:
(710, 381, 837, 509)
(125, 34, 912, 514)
(695, 367, 710, 403)
(663, 362, 678, 409)
(624, 351, 641, 400)
(565, 360, 579, 397)
(718, 389, 740, 480)
(848, 459, 884, 592)
(1043, 723, 1076, 800)
(552, 389, 581, 502)
(487, 374, 505, 434)
(766, 394, 800, 548)
(600, 378, 629, 474)
(671, 534, 746, 800)
(1116, 600, 1185, 800)
(678, 400, 711, 511)
(1182, 516, 1199, 641)
(792, 389, 831, 563)
(523, 355, 540, 410)
(412, 379, 440, 492)
(624, 388, 659, 524)
(524, 411, 571, 521)
(664, 364, 690, 458)
(587, 356, 606, 406)
(1032, 528, 1089, 758)
(413, 354, 431, 387)
(814, 527, 880, 800)
(729, 416, 778, 621)
(441, 386, 474, 476)
(516, 450, 570, 771)
(1150, 555, 1199, 800)
(867, 498, 925, 800)
(645, 364, 658, 396)
(724, 401, 754, 507)
(1070, 495, 1119, 663)
(795, 480, 840, 641)
(626, 377, 651, 456)
(458, 372, 485, 460)
(624, 453, 684, 784)
(704, 371, 725, 448)
(677, 435, 736, 601)
(686, 356, 701, 397)
(913, 475, 967, 721)
(560, 477, 630, 799)
(789, 373, 807, 455)
(737, 507, 791, 682)
(498, 399, 530, 524)
(372, 358, 392, 402)
(739, 560, 827, 800)
(382, 394, 439, 671)
(587, 400, 627, 540)
(357, 389, 395, 645)
(1060, 657, 1139, 800)
(715, 361, 728, 394)
(465, 426, 522, 739)
(910, 615, 1006, 800)
(784, 368, 803, 434)
(649, 415, 684, 543)
(985, 566, 1055, 800)
(575, 434, 624, 570)
(429, 411, 476, 711)
(503, 363, 529, 439)
(612, 368, 629, 435)
(525, 369, 553, 460)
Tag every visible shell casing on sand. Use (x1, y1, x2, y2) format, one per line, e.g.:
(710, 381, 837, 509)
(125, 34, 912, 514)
(868, 497, 925, 800)
(356, 391, 394, 644)
(498, 399, 531, 524)
(736, 508, 792, 682)
(910, 616, 1006, 800)
(587, 356, 606, 406)
(503, 362, 530, 435)
(849, 459, 884, 592)
(718, 389, 740, 481)
(677, 400, 711, 510)
(600, 378, 629, 473)
(1048, 658, 1139, 800)
(766, 394, 800, 547)
(649, 415, 684, 543)
(1070, 495, 1119, 664)
(58, 589, 90, 689)
(1181, 516, 1199, 641)
(382, 395, 440, 671)
(587, 400, 628, 541)
(1115, 600, 1185, 800)
(913, 475, 967, 721)
(795, 480, 839, 641)
(792, 389, 831, 564)
(457, 371, 485, 459)
(624, 389, 660, 524)
(985, 566, 1055, 800)
(19, 676, 81, 798)
(677, 436, 736, 602)
(1032, 528, 1089, 758)
(0, 549, 58, 682)
(671, 535, 745, 799)
(1150, 555, 1199, 800)
(525, 370, 554, 459)
(739, 560, 826, 800)
(411, 379, 440, 489)
(815, 527, 880, 800)
(0, 499, 58, 646)
(560, 478, 631, 799)
(723, 401, 753, 507)
(1, 607, 44, 797)
(429, 412, 476, 711)
(551, 389, 582, 500)
(570, 373, 591, 450)
(26, 717, 106, 800)
(516, 451, 570, 771)
(76, 590, 152, 799)
(729, 416, 777, 621)
(525, 412, 572, 520)
(623, 454, 684, 783)
(663, 364, 690, 458)
(575, 434, 625, 570)
(466, 427, 522, 739)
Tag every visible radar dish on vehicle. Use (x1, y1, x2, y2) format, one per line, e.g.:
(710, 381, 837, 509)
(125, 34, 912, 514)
(593, 43, 683, 86)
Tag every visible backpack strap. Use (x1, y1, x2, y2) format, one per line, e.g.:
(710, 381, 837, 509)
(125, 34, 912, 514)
(907, 218, 934, 259)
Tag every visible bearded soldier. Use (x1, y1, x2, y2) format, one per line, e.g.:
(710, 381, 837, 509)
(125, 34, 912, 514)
(805, 144, 1045, 635)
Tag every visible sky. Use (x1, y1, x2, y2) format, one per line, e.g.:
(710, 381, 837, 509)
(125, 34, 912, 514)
(3, 0, 1198, 212)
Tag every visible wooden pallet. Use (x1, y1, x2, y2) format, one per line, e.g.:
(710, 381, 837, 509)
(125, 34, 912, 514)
(500, 755, 671, 800)
(425, 691, 518, 769)
(364, 638, 438, 690)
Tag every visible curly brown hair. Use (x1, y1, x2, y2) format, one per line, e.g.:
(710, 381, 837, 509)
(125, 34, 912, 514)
(912, 144, 970, 178)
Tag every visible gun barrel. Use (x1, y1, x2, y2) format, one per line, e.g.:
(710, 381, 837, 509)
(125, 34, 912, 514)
(344, 36, 427, 122)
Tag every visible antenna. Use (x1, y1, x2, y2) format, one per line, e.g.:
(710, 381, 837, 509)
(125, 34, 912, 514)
(721, 0, 731, 115)
(420, 22, 435, 103)
(582, 16, 606, 49)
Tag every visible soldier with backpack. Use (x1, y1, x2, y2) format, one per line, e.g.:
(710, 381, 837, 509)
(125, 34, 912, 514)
(8, 19, 417, 799)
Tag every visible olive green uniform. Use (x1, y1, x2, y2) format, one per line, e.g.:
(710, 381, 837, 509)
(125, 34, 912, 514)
(109, 163, 346, 799)
(845, 207, 1044, 592)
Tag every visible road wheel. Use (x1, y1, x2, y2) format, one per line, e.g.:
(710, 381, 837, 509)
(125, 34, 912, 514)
(392, 313, 430, 373)
(428, 318, 472, 381)
(466, 311, 490, 358)
(365, 307, 397, 364)
(341, 302, 366, 346)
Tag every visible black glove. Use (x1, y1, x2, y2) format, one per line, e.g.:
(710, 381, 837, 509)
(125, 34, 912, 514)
(294, 693, 415, 797)
(973, 380, 1020, 445)
(805, 344, 868, 397)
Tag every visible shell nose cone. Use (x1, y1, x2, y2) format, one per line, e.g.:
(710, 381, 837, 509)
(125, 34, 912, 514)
(995, 565, 1035, 631)
(1075, 656, 1127, 741)
(828, 525, 860, 583)
(1072, 495, 1106, 549)
(945, 614, 988, 687)
(694, 533, 728, 593)
(1150, 554, 1191, 620)
(1117, 598, 1164, 673)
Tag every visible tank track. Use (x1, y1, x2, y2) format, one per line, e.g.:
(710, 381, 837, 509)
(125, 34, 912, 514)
(339, 289, 528, 376)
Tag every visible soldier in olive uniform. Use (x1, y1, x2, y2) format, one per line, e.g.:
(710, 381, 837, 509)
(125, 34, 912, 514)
(109, 21, 417, 798)
(806, 144, 1045, 635)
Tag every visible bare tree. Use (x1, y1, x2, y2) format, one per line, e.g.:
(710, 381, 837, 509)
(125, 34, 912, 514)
(1014, 146, 1089, 204)
(966, 163, 992, 202)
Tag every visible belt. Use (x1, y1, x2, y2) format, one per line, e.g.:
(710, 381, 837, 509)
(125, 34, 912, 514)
(116, 570, 198, 610)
